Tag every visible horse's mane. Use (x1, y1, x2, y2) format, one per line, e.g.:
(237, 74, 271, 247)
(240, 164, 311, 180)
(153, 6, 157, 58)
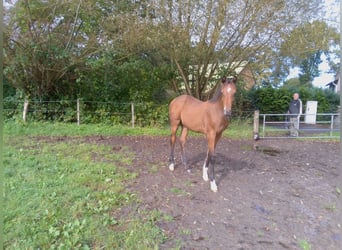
(208, 85, 223, 103)
(208, 76, 235, 103)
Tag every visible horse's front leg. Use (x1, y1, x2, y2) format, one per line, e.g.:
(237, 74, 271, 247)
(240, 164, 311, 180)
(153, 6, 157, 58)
(208, 151, 217, 192)
(202, 150, 210, 181)
(206, 134, 218, 192)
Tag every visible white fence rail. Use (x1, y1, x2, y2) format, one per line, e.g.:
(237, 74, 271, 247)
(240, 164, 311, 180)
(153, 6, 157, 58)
(253, 111, 340, 139)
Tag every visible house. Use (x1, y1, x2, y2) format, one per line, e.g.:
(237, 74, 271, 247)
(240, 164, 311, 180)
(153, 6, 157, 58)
(325, 75, 340, 93)
(188, 61, 256, 89)
(234, 61, 256, 89)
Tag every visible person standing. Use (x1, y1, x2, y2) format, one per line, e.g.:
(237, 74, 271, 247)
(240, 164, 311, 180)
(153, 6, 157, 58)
(287, 93, 302, 137)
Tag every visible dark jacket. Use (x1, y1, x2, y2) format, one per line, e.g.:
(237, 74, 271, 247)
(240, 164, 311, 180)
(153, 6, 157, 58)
(288, 99, 302, 116)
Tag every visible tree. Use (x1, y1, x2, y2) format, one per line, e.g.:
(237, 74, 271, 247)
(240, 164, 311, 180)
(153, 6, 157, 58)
(298, 51, 322, 86)
(169, 0, 323, 97)
(283, 77, 301, 89)
(99, 0, 326, 99)
(4, 0, 338, 107)
(3, 0, 103, 99)
(276, 20, 340, 84)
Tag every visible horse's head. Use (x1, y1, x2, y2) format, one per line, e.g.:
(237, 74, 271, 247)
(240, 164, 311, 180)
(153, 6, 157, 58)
(221, 76, 237, 117)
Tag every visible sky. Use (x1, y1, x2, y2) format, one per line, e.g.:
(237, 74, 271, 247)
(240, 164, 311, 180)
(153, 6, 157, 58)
(313, 0, 340, 88)
(288, 0, 340, 88)
(312, 58, 336, 88)
(288, 54, 336, 88)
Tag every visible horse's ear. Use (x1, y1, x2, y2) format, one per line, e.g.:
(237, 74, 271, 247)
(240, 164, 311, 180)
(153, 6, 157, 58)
(222, 76, 237, 84)
(232, 76, 237, 83)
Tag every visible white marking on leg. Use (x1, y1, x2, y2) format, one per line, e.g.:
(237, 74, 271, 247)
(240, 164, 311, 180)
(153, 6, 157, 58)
(202, 164, 209, 181)
(169, 163, 174, 171)
(210, 180, 218, 192)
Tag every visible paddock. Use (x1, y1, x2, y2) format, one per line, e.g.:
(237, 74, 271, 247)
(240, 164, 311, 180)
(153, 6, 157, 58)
(92, 135, 341, 249)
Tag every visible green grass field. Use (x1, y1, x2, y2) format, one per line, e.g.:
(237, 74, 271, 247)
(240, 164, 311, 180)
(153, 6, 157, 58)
(3, 121, 253, 249)
(3, 119, 253, 138)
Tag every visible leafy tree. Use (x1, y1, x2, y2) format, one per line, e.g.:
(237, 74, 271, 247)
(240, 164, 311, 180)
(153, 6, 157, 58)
(277, 20, 340, 84)
(99, 0, 326, 99)
(283, 77, 301, 89)
(151, 0, 325, 98)
(3, 0, 340, 125)
(298, 51, 322, 86)
(3, 0, 103, 99)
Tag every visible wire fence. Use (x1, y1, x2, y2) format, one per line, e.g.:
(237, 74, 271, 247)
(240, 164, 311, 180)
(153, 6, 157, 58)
(6, 100, 339, 140)
(3, 99, 166, 127)
(3, 99, 255, 127)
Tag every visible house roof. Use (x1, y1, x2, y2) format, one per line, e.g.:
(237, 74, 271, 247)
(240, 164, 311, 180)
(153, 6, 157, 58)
(325, 79, 338, 87)
(189, 61, 249, 79)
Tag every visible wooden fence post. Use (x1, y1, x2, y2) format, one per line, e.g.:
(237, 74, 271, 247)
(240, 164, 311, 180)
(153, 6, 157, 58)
(23, 98, 29, 122)
(253, 110, 260, 140)
(131, 102, 135, 128)
(77, 99, 80, 125)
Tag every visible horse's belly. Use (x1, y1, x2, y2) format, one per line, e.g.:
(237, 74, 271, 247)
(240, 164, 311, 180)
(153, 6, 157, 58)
(170, 95, 208, 133)
(181, 113, 205, 133)
(181, 106, 205, 133)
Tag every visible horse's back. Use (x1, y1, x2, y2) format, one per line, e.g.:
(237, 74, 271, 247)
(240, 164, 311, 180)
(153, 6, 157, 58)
(169, 95, 203, 115)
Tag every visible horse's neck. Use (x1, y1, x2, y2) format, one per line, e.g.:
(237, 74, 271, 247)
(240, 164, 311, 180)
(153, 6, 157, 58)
(205, 100, 225, 119)
(208, 99, 224, 109)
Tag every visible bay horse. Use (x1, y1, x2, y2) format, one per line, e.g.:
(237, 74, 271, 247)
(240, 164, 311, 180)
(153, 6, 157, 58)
(168, 76, 237, 192)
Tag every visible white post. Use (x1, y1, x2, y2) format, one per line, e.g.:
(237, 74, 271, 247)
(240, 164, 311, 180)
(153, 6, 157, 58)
(23, 98, 29, 122)
(77, 99, 80, 125)
(253, 110, 260, 140)
(330, 114, 334, 137)
(131, 102, 135, 128)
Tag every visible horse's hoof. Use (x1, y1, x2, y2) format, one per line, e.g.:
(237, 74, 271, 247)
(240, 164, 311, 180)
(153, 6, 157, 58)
(169, 163, 174, 171)
(210, 180, 218, 192)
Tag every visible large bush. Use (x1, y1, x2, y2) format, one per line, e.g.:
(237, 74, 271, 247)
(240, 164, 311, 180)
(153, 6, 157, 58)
(249, 86, 340, 115)
(4, 79, 339, 126)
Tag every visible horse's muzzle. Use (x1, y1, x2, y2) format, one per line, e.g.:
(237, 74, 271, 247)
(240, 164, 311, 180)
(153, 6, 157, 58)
(224, 108, 232, 118)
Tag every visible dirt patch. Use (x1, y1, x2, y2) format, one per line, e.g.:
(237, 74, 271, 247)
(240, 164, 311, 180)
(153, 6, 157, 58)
(81, 136, 341, 249)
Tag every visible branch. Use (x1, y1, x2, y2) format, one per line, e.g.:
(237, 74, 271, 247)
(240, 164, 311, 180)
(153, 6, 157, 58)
(66, 0, 82, 50)
(174, 59, 191, 95)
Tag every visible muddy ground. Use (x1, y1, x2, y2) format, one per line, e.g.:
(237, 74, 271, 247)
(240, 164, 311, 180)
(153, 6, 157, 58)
(87, 135, 341, 250)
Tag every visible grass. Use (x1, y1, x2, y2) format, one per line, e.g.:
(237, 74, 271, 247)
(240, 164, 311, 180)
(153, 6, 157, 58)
(4, 119, 254, 139)
(3, 120, 171, 137)
(3, 120, 253, 248)
(5, 120, 338, 248)
(169, 187, 191, 196)
(3, 122, 169, 249)
(298, 239, 311, 250)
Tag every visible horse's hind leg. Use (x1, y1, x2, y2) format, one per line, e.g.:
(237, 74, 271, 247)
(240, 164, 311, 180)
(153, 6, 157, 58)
(169, 120, 179, 171)
(179, 126, 190, 173)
